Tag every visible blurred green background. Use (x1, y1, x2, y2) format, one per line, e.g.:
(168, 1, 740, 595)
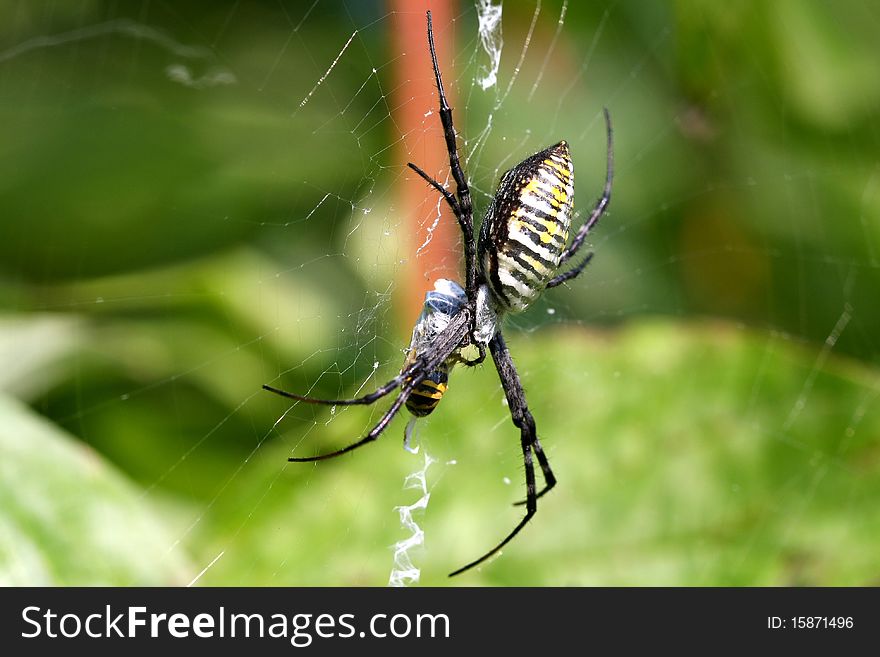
(1, 0, 879, 586)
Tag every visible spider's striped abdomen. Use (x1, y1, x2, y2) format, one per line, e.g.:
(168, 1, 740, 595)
(405, 365, 449, 417)
(479, 141, 574, 313)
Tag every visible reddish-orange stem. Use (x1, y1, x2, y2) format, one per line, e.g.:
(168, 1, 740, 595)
(389, 0, 460, 333)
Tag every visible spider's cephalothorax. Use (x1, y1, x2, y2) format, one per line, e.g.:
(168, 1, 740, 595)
(480, 141, 575, 314)
(264, 10, 613, 577)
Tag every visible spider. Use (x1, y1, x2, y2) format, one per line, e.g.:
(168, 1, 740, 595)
(264, 10, 613, 577)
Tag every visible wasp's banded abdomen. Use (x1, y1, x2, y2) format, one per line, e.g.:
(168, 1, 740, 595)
(405, 365, 449, 417)
(401, 279, 466, 418)
(479, 141, 574, 313)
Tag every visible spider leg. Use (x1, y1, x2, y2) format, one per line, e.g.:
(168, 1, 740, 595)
(263, 341, 446, 407)
(262, 373, 405, 407)
(513, 435, 556, 506)
(286, 310, 473, 463)
(465, 343, 487, 367)
(546, 252, 594, 289)
(456, 334, 486, 369)
(407, 162, 460, 216)
(449, 332, 544, 577)
(425, 11, 477, 307)
(558, 108, 613, 266)
(288, 378, 420, 462)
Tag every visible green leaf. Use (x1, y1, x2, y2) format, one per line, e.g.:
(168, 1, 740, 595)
(188, 321, 880, 585)
(0, 395, 193, 585)
(0, 315, 83, 398)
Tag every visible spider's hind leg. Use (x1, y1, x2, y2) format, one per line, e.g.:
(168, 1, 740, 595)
(546, 252, 593, 289)
(554, 108, 613, 269)
(407, 162, 459, 216)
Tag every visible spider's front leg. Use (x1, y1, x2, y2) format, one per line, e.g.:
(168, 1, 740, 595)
(455, 328, 486, 368)
(471, 344, 487, 366)
(489, 332, 556, 503)
(448, 332, 555, 577)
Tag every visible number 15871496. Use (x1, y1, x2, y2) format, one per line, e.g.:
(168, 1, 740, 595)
(768, 616, 854, 629)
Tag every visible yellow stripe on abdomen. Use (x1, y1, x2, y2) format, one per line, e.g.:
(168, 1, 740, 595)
(480, 140, 574, 313)
(405, 371, 449, 417)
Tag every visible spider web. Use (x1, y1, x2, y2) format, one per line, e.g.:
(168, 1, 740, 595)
(1, 0, 879, 587)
